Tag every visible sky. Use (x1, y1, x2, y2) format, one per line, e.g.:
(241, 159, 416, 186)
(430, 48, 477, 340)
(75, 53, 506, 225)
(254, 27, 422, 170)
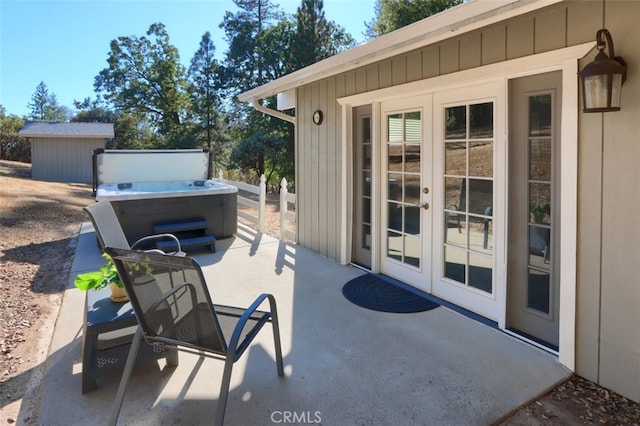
(0, 0, 375, 118)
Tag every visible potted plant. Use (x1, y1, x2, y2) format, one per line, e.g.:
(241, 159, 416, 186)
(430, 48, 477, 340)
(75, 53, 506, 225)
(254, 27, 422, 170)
(530, 203, 550, 223)
(74, 253, 128, 302)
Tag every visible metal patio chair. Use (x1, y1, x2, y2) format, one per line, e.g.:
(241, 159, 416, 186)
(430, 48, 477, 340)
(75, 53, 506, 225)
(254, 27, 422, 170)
(84, 200, 184, 255)
(105, 247, 285, 426)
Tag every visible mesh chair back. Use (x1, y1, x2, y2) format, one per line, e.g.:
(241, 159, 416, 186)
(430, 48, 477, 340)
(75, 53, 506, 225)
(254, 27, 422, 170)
(106, 247, 227, 355)
(84, 201, 131, 249)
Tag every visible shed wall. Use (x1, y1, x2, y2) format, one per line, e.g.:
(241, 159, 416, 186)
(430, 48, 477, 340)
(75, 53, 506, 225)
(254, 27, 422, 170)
(31, 138, 105, 183)
(294, 0, 640, 401)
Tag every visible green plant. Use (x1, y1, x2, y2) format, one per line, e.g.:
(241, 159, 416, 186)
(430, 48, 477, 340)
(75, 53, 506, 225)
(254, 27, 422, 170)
(530, 203, 551, 215)
(74, 253, 122, 291)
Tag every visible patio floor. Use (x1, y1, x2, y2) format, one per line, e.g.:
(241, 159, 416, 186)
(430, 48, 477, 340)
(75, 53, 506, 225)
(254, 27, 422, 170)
(27, 222, 570, 425)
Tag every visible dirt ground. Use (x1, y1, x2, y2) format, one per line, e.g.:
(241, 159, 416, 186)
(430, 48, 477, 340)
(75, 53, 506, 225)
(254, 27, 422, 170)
(0, 159, 638, 425)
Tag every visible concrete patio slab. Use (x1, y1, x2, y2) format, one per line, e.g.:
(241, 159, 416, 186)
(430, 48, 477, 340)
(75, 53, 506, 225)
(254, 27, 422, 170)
(23, 222, 570, 425)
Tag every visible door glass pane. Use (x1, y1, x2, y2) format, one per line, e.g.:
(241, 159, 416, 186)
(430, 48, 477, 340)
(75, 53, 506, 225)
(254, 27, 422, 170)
(445, 177, 464, 209)
(442, 102, 494, 294)
(445, 142, 466, 175)
(363, 171, 371, 197)
(404, 235, 420, 267)
(529, 183, 551, 224)
(469, 102, 493, 138)
(529, 226, 551, 267)
(469, 141, 493, 177)
(363, 144, 372, 170)
(404, 173, 420, 205)
(529, 95, 552, 137)
(388, 144, 403, 171)
(388, 173, 402, 202)
(362, 198, 371, 224)
(445, 213, 467, 247)
(405, 112, 421, 140)
(469, 252, 492, 293)
(445, 106, 466, 139)
(405, 205, 420, 235)
(388, 114, 403, 141)
(527, 268, 550, 313)
(468, 179, 493, 215)
(444, 246, 466, 283)
(362, 224, 371, 250)
(404, 144, 421, 173)
(529, 139, 551, 181)
(387, 231, 402, 261)
(469, 215, 492, 255)
(388, 202, 402, 232)
(363, 117, 371, 142)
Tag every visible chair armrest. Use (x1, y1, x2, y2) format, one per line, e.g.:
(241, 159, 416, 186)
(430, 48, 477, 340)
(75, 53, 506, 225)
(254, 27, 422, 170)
(131, 234, 185, 256)
(227, 293, 278, 355)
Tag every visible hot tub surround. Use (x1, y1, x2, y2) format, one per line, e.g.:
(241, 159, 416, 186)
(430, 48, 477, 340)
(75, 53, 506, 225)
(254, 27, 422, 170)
(96, 179, 236, 201)
(96, 180, 238, 242)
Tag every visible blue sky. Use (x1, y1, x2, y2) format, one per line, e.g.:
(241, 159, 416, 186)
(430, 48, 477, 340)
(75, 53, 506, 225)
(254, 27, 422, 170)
(0, 0, 375, 118)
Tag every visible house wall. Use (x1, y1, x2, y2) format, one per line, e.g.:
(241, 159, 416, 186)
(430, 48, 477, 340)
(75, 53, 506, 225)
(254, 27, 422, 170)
(575, 1, 640, 403)
(295, 0, 639, 401)
(31, 137, 106, 183)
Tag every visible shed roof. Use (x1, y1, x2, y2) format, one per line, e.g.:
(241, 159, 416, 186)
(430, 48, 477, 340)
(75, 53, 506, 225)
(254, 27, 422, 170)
(237, 0, 563, 103)
(19, 121, 114, 139)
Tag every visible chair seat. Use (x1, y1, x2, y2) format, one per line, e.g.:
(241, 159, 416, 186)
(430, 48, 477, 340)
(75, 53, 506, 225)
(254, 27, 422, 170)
(151, 303, 272, 361)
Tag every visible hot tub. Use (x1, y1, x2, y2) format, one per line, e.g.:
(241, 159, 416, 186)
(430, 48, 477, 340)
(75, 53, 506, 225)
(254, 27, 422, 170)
(95, 180, 238, 241)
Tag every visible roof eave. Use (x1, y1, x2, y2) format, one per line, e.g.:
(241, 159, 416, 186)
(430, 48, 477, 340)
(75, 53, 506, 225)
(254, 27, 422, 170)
(237, 0, 564, 103)
(18, 133, 114, 139)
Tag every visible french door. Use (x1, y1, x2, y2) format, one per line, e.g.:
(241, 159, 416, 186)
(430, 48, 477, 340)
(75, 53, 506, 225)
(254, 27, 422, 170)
(352, 105, 373, 269)
(380, 96, 432, 290)
(431, 83, 504, 320)
(507, 72, 562, 349)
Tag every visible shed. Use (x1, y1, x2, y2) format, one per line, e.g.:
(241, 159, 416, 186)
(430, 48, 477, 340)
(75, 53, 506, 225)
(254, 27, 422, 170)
(19, 121, 114, 183)
(239, 0, 640, 403)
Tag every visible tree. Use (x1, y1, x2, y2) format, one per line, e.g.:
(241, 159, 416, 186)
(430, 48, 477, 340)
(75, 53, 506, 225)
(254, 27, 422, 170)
(219, 0, 284, 100)
(0, 105, 28, 162)
(230, 129, 287, 186)
(94, 23, 189, 145)
(27, 81, 66, 121)
(72, 98, 146, 149)
(365, 0, 463, 38)
(188, 32, 230, 177)
(291, 0, 355, 69)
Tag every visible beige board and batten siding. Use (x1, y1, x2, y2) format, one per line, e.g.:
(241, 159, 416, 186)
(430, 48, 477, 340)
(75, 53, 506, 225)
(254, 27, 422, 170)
(294, 0, 639, 402)
(31, 137, 103, 183)
(575, 0, 640, 403)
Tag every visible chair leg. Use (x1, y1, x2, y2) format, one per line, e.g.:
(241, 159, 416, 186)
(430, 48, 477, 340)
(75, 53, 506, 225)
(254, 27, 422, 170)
(267, 294, 284, 377)
(215, 357, 235, 426)
(108, 327, 143, 426)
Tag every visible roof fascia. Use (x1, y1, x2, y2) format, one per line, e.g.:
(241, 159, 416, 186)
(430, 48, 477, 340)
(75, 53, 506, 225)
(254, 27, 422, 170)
(19, 133, 113, 139)
(238, 0, 564, 103)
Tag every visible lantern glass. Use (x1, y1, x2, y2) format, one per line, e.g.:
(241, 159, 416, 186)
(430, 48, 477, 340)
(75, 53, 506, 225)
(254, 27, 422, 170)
(583, 73, 623, 111)
(610, 74, 623, 108)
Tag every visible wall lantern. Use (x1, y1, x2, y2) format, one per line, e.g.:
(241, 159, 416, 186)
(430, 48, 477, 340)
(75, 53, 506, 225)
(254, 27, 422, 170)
(579, 28, 627, 112)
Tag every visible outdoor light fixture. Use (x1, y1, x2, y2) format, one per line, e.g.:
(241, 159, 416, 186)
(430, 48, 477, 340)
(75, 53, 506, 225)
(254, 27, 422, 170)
(579, 28, 627, 112)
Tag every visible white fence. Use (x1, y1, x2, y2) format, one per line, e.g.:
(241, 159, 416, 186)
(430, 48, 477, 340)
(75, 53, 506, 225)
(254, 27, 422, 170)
(217, 172, 296, 242)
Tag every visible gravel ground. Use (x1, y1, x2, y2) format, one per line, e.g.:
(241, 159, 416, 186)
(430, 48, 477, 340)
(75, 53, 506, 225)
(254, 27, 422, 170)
(0, 159, 638, 425)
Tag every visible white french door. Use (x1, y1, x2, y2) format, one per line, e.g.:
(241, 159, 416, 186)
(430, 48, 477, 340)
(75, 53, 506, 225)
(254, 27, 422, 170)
(379, 96, 432, 290)
(431, 83, 505, 321)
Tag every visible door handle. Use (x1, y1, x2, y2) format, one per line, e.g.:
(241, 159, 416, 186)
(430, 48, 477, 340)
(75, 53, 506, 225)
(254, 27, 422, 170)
(412, 201, 430, 210)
